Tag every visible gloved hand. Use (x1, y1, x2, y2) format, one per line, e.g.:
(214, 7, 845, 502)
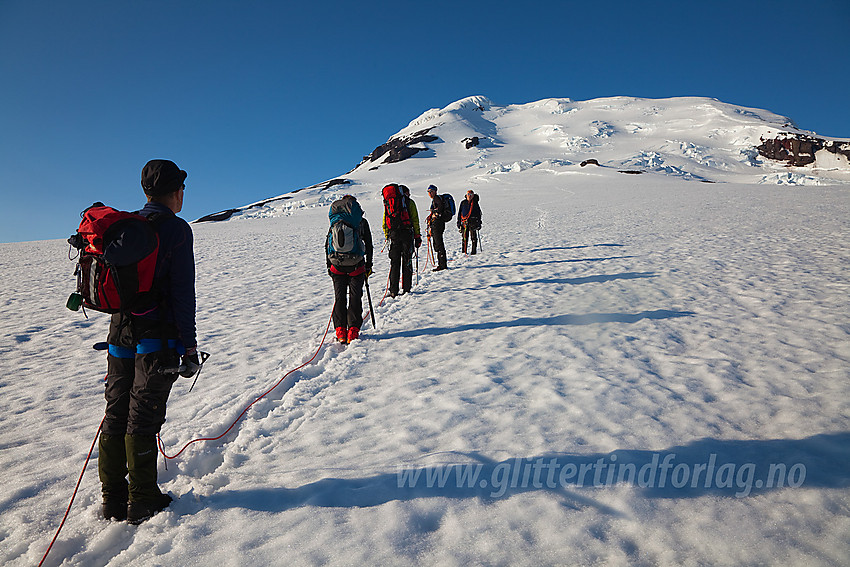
(366, 262, 373, 277)
(414, 235, 422, 248)
(180, 351, 201, 378)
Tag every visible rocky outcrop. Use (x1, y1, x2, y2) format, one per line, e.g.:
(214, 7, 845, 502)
(196, 209, 241, 222)
(758, 133, 850, 167)
(462, 136, 480, 149)
(195, 179, 351, 223)
(580, 159, 599, 167)
(360, 128, 440, 167)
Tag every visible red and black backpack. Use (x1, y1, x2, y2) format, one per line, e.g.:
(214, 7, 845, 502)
(68, 202, 160, 314)
(382, 183, 412, 232)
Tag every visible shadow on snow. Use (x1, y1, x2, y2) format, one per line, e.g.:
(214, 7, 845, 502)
(371, 309, 695, 340)
(452, 271, 657, 292)
(473, 256, 635, 269)
(529, 243, 625, 252)
(203, 432, 850, 517)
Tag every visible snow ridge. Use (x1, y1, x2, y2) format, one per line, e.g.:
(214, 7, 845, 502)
(213, 95, 849, 223)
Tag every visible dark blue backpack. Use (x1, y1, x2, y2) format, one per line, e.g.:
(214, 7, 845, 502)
(327, 196, 366, 267)
(440, 193, 456, 221)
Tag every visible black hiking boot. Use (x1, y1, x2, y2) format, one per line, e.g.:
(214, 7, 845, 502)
(98, 433, 129, 521)
(101, 499, 128, 521)
(127, 493, 173, 525)
(125, 434, 171, 525)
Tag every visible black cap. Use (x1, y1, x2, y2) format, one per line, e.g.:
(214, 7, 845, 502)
(141, 159, 187, 196)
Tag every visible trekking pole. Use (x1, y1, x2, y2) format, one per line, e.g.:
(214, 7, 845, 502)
(364, 276, 376, 328)
(415, 247, 419, 286)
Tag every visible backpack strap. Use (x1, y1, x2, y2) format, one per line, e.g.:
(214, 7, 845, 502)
(131, 209, 171, 352)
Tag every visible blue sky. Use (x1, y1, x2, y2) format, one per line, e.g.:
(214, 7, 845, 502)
(1, 0, 848, 243)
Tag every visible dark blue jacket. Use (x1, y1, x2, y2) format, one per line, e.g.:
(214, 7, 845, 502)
(457, 194, 482, 229)
(428, 195, 446, 227)
(137, 202, 197, 349)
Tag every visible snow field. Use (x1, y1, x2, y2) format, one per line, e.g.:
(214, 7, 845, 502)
(2, 162, 849, 565)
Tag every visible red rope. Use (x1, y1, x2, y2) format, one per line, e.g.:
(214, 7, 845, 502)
(377, 270, 391, 306)
(422, 232, 434, 271)
(38, 416, 104, 567)
(41, 311, 336, 565)
(158, 311, 334, 460)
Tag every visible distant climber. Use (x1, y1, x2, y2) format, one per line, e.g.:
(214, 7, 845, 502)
(383, 184, 421, 296)
(457, 190, 482, 255)
(426, 184, 448, 271)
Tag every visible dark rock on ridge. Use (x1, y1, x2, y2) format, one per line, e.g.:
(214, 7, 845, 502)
(195, 179, 351, 223)
(462, 136, 480, 149)
(758, 133, 850, 167)
(359, 128, 440, 168)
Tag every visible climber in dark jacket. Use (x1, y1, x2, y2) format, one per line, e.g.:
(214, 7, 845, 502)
(457, 190, 482, 255)
(457, 189, 481, 254)
(383, 185, 421, 297)
(99, 159, 199, 525)
(426, 184, 448, 271)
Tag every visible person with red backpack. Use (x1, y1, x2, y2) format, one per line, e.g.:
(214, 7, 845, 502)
(327, 195, 373, 343)
(97, 159, 199, 525)
(426, 184, 448, 271)
(383, 184, 421, 297)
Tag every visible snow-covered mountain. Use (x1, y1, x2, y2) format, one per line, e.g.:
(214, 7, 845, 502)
(199, 95, 850, 223)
